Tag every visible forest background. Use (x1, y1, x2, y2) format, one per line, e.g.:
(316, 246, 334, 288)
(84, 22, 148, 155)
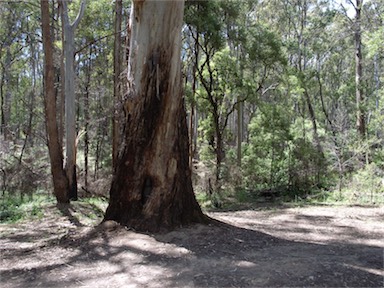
(1, 0, 383, 222)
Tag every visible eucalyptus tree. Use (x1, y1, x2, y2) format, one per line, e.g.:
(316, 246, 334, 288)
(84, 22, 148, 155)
(359, 0, 384, 168)
(74, 0, 115, 187)
(112, 0, 123, 168)
(184, 1, 245, 191)
(41, 0, 70, 203)
(365, 0, 384, 141)
(0, 1, 46, 161)
(104, 0, 206, 231)
(351, 0, 366, 138)
(60, 0, 86, 200)
(0, 2, 17, 140)
(184, 0, 287, 198)
(184, 0, 228, 195)
(0, 2, 35, 142)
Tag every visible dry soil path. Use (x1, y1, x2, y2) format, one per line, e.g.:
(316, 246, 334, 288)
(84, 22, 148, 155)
(1, 205, 383, 287)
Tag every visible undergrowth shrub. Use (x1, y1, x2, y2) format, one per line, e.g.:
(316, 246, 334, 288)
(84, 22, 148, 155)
(0, 193, 52, 223)
(337, 163, 384, 204)
(1, 143, 50, 199)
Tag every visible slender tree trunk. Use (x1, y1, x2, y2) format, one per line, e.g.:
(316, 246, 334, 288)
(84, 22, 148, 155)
(58, 1, 65, 148)
(20, 26, 37, 161)
(213, 106, 224, 188)
(0, 65, 5, 137)
(2, 48, 11, 141)
(303, 87, 324, 166)
(104, 0, 206, 232)
(83, 46, 92, 191)
(29, 20, 37, 147)
(112, 0, 123, 168)
(297, 0, 324, 184)
(355, 0, 365, 138)
(61, 0, 86, 201)
(373, 55, 380, 111)
(63, 14, 77, 200)
(237, 100, 243, 167)
(234, 43, 244, 168)
(206, 96, 224, 187)
(189, 104, 195, 170)
(189, 35, 199, 169)
(41, 0, 69, 203)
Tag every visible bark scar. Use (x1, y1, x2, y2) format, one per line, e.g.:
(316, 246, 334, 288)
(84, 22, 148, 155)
(141, 176, 152, 205)
(151, 51, 160, 100)
(134, 0, 145, 22)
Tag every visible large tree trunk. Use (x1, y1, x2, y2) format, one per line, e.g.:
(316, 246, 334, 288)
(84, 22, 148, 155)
(112, 0, 123, 168)
(58, 2, 65, 149)
(41, 0, 70, 203)
(104, 0, 206, 232)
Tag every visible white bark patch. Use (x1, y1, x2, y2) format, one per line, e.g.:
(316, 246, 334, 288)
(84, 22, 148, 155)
(127, 0, 184, 102)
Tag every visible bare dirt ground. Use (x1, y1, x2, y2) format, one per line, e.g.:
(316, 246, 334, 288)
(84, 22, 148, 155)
(1, 204, 383, 287)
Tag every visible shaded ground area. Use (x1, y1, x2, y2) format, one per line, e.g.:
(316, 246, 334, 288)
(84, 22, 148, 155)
(1, 204, 383, 287)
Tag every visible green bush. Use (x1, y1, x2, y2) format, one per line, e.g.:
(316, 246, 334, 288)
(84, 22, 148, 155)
(0, 194, 52, 223)
(339, 163, 384, 204)
(239, 103, 333, 201)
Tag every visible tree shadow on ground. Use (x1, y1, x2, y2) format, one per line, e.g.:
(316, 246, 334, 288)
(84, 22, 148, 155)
(155, 220, 383, 287)
(56, 203, 84, 227)
(1, 213, 383, 288)
(56, 201, 105, 227)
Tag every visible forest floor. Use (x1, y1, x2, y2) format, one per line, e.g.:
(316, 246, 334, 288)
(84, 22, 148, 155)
(0, 202, 383, 287)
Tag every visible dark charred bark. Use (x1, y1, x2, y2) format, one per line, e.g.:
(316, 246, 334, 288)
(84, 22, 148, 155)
(104, 0, 206, 232)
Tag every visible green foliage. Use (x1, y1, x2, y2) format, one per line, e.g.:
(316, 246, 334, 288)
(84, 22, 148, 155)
(1, 0, 383, 212)
(246, 23, 287, 68)
(185, 0, 229, 50)
(340, 164, 384, 204)
(365, 26, 384, 59)
(195, 191, 211, 208)
(241, 102, 329, 199)
(0, 193, 109, 224)
(0, 194, 54, 223)
(234, 188, 254, 203)
(0, 143, 50, 197)
(242, 104, 292, 190)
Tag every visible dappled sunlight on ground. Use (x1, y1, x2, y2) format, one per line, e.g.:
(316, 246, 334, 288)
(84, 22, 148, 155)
(1, 204, 383, 287)
(212, 206, 384, 247)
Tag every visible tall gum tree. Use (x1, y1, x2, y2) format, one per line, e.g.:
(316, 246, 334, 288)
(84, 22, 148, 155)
(41, 0, 70, 203)
(353, 0, 366, 138)
(104, 0, 206, 232)
(112, 0, 123, 168)
(61, 0, 86, 200)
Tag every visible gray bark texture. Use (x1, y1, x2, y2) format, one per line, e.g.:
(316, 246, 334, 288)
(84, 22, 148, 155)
(61, 0, 86, 200)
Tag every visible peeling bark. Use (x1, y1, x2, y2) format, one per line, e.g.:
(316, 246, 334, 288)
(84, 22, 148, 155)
(104, 0, 206, 232)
